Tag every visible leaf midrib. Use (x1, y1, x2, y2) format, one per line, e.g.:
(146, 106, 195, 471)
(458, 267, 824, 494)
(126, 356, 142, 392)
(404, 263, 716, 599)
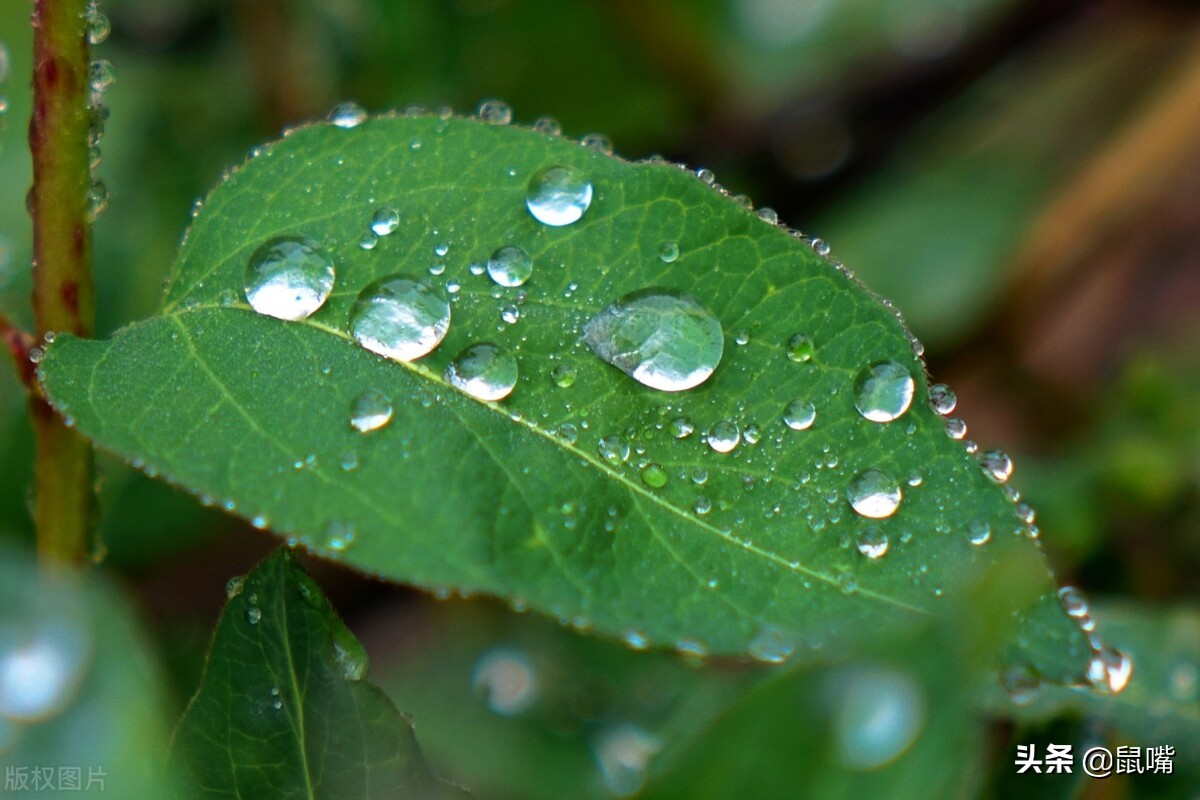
(161, 303, 928, 617)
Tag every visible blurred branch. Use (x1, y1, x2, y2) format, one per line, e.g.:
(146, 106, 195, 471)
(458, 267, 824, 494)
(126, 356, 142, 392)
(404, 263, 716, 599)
(29, 0, 96, 566)
(0, 312, 35, 389)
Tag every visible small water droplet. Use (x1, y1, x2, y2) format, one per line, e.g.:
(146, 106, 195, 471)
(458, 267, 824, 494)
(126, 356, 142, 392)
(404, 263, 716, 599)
(658, 241, 680, 263)
(359, 231, 379, 250)
(370, 207, 399, 236)
(246, 607, 262, 625)
(349, 275, 451, 362)
(526, 164, 593, 226)
(706, 420, 741, 453)
(756, 207, 778, 224)
(533, 116, 561, 135)
(856, 527, 889, 559)
(669, 416, 694, 438)
(598, 435, 630, 464)
(944, 418, 967, 440)
(323, 519, 357, 552)
(477, 99, 512, 125)
(811, 238, 831, 256)
(88, 59, 115, 92)
(472, 647, 537, 715)
(583, 288, 724, 392)
(244, 236, 335, 321)
(786, 334, 814, 363)
(979, 450, 1013, 483)
(693, 495, 712, 515)
(486, 245, 533, 287)
(86, 10, 111, 44)
(500, 306, 520, 324)
(622, 630, 648, 650)
(928, 384, 956, 415)
(847, 468, 901, 519)
(551, 363, 577, 388)
(967, 519, 991, 546)
(1086, 646, 1132, 694)
(837, 573, 858, 595)
(350, 390, 393, 432)
(1001, 662, 1040, 705)
(328, 101, 367, 129)
(783, 399, 816, 431)
(853, 361, 914, 423)
(640, 464, 668, 488)
(445, 342, 519, 401)
(748, 626, 795, 664)
(225, 576, 245, 599)
(580, 133, 612, 154)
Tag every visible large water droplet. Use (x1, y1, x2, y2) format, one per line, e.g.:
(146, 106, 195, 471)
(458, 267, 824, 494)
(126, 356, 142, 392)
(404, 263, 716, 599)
(526, 164, 593, 226)
(445, 342, 519, 401)
(847, 469, 902, 519)
(349, 275, 451, 361)
(486, 245, 533, 287)
(784, 399, 816, 430)
(349, 390, 393, 433)
(706, 420, 741, 453)
(583, 288, 723, 392)
(856, 527, 889, 559)
(853, 360, 914, 423)
(243, 236, 335, 321)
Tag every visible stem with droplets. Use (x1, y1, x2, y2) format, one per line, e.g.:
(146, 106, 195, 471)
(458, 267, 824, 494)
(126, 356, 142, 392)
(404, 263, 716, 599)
(29, 0, 96, 565)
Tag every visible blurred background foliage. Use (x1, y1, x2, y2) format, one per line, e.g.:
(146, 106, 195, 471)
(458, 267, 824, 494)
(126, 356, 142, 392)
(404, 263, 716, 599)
(1, 0, 1198, 796)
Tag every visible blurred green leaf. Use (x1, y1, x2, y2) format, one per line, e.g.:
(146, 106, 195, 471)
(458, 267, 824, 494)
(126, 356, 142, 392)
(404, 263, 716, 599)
(40, 114, 1089, 678)
(0, 545, 186, 797)
(169, 548, 468, 799)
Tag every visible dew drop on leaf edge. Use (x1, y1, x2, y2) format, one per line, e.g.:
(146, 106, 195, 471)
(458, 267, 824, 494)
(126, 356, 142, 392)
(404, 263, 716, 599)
(853, 360, 915, 423)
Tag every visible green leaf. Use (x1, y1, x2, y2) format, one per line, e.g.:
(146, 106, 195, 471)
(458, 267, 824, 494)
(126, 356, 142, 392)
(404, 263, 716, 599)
(0, 544, 187, 797)
(169, 548, 468, 799)
(39, 114, 1090, 679)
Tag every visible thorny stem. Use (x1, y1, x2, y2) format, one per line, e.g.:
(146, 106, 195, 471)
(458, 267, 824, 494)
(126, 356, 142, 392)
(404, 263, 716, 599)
(28, 0, 95, 565)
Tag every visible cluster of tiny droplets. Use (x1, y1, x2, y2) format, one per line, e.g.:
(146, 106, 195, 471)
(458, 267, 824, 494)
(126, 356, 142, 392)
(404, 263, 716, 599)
(85, 1, 113, 221)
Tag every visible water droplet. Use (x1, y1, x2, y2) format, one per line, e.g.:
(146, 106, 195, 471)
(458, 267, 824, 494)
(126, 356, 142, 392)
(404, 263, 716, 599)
(244, 236, 335, 321)
(86, 10, 111, 45)
(928, 384, 956, 415)
(639, 464, 668, 489)
(837, 573, 858, 595)
(1086, 646, 1132, 694)
(853, 361, 914, 423)
(593, 723, 661, 797)
(944, 418, 967, 440)
(526, 164, 593, 226)
(622, 630, 648, 650)
(486, 245, 533, 287)
(0, 612, 92, 722)
(225, 576, 245, 599)
(847, 468, 901, 519)
(756, 207, 778, 224)
(979, 450, 1013, 483)
(349, 390, 393, 433)
(583, 288, 724, 392)
(359, 231, 378, 250)
(477, 99, 512, 125)
(669, 416, 694, 438)
(833, 667, 925, 770)
(370, 207, 399, 236)
(967, 519, 991, 546)
(1001, 662, 1040, 705)
(533, 116, 561, 135)
(88, 59, 115, 92)
(658, 241, 680, 263)
(856, 527, 889, 559)
(349, 275, 451, 362)
(786, 333, 814, 363)
(246, 607, 262, 625)
(693, 495, 712, 515)
(706, 420, 741, 453)
(551, 363, 577, 388)
(743, 423, 762, 444)
(500, 306, 520, 324)
(85, 179, 108, 220)
(812, 238, 831, 256)
(445, 342, 519, 401)
(323, 519, 357, 552)
(1057, 586, 1089, 620)
(328, 101, 367, 129)
(473, 647, 537, 715)
(784, 399, 816, 431)
(691, 467, 708, 485)
(580, 133, 612, 154)
(1015, 503, 1036, 524)
(598, 435, 630, 464)
(28, 347, 45, 364)
(748, 626, 795, 664)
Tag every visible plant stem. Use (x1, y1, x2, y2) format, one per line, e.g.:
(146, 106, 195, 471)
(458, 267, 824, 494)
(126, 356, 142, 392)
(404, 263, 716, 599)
(29, 0, 95, 565)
